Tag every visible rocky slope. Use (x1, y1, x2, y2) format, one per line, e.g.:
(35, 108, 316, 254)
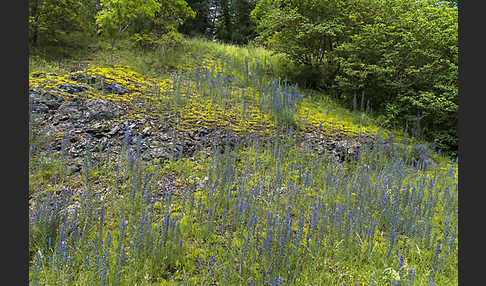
(29, 66, 384, 174)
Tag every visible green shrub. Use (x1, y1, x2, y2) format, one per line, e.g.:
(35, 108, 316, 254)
(130, 30, 185, 51)
(130, 32, 161, 50)
(159, 30, 185, 49)
(334, 1, 458, 154)
(251, 0, 458, 154)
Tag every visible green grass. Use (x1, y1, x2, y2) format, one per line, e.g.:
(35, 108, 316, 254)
(29, 35, 427, 144)
(28, 131, 458, 285)
(29, 55, 68, 75)
(29, 35, 457, 286)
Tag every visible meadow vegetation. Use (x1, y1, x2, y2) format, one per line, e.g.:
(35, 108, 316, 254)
(29, 34, 457, 285)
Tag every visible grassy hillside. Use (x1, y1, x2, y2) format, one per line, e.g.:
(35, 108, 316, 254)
(29, 37, 457, 285)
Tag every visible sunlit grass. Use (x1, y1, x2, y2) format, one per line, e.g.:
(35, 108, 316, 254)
(29, 34, 457, 286)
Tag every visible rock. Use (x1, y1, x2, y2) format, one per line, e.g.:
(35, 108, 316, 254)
(57, 83, 90, 94)
(102, 81, 129, 95)
(148, 140, 160, 148)
(86, 122, 110, 138)
(330, 139, 363, 161)
(70, 74, 97, 85)
(31, 101, 49, 114)
(32, 69, 388, 170)
(127, 123, 137, 131)
(142, 126, 151, 136)
(146, 147, 171, 161)
(85, 99, 125, 121)
(97, 137, 109, 152)
(30, 90, 64, 112)
(107, 124, 121, 137)
(171, 143, 185, 160)
(55, 101, 85, 125)
(69, 139, 90, 157)
(49, 96, 125, 126)
(159, 133, 171, 141)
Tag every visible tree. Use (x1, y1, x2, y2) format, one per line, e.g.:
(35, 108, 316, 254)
(214, 0, 234, 42)
(335, 0, 458, 153)
(179, 0, 214, 37)
(128, 0, 195, 50)
(29, 0, 98, 48)
(251, 0, 458, 153)
(95, 0, 161, 65)
(251, 0, 356, 88)
(144, 0, 195, 36)
(231, 0, 257, 44)
(178, 0, 257, 44)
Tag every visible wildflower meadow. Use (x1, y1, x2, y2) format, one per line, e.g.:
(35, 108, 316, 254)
(29, 38, 458, 286)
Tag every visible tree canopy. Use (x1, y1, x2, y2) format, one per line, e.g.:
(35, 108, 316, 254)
(251, 0, 458, 153)
(29, 0, 99, 48)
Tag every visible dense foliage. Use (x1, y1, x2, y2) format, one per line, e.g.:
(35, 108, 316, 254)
(251, 0, 458, 154)
(95, 0, 162, 65)
(129, 0, 196, 48)
(178, 0, 257, 44)
(29, 0, 195, 59)
(28, 0, 99, 48)
(178, 0, 216, 38)
(335, 0, 458, 154)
